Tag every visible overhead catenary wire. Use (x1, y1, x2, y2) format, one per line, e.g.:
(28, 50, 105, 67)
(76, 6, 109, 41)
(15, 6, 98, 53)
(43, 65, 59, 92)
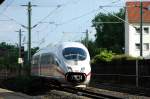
(94, 22, 123, 24)
(34, 0, 84, 47)
(32, 5, 62, 28)
(0, 19, 12, 21)
(56, 1, 126, 26)
(2, 14, 25, 27)
(0, 0, 127, 48)
(57, 8, 101, 26)
(99, 6, 129, 25)
(47, 1, 125, 44)
(32, 0, 79, 30)
(99, 6, 138, 30)
(0, 0, 15, 15)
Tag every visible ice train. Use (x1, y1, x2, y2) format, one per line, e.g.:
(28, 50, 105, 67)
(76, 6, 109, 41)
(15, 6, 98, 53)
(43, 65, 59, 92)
(31, 42, 91, 87)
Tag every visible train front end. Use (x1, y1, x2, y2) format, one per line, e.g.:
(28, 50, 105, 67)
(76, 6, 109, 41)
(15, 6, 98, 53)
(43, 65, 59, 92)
(61, 43, 91, 87)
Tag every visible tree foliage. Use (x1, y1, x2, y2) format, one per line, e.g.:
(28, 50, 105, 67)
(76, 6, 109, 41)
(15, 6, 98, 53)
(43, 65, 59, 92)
(93, 49, 114, 63)
(0, 42, 18, 69)
(81, 39, 97, 58)
(0, 42, 39, 70)
(92, 9, 125, 53)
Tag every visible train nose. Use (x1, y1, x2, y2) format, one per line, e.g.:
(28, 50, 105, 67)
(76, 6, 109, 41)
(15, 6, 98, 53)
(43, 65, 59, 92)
(65, 72, 86, 83)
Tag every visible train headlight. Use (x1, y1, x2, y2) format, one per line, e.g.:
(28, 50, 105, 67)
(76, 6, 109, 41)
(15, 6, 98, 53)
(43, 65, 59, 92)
(67, 67, 72, 72)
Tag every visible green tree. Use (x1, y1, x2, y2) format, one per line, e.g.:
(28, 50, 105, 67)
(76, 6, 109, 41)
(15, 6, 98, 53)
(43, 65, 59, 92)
(92, 8, 125, 53)
(31, 47, 39, 56)
(23, 47, 39, 66)
(0, 42, 39, 70)
(0, 42, 18, 70)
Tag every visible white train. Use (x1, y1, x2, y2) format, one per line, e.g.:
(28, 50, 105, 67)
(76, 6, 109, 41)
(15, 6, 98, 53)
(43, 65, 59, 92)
(31, 42, 91, 87)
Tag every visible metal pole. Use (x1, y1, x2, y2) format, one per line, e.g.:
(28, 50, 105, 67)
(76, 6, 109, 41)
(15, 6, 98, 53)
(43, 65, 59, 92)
(136, 59, 139, 87)
(140, 0, 143, 57)
(19, 29, 21, 76)
(28, 2, 31, 75)
(86, 29, 89, 48)
(19, 29, 21, 59)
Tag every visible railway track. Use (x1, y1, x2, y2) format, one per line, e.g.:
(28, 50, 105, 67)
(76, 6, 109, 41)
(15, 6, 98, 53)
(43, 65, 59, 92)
(49, 84, 123, 99)
(92, 83, 150, 97)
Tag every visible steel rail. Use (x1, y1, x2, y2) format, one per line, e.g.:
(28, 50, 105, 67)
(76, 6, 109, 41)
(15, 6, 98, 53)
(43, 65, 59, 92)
(58, 86, 123, 99)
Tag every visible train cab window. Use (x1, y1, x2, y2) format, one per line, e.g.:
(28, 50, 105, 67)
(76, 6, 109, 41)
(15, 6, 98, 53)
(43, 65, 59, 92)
(63, 47, 87, 61)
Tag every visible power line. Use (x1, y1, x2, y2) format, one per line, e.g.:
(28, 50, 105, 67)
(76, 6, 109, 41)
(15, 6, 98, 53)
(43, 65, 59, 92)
(32, 0, 84, 45)
(0, 0, 15, 15)
(57, 8, 101, 26)
(2, 14, 25, 26)
(99, 6, 128, 24)
(32, 0, 81, 37)
(32, 0, 79, 43)
(35, 1, 83, 27)
(94, 22, 123, 24)
(36, 2, 103, 46)
(37, 7, 101, 44)
(32, 0, 79, 29)
(0, 19, 11, 21)
(56, 0, 125, 26)
(31, 5, 62, 29)
(37, 25, 58, 47)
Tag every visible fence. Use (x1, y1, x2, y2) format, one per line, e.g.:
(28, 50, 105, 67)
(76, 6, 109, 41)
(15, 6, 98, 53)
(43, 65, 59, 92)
(0, 69, 23, 80)
(91, 59, 150, 88)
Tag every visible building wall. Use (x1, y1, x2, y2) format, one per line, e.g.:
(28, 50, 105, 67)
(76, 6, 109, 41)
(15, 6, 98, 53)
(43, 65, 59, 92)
(125, 9, 129, 55)
(125, 22, 150, 58)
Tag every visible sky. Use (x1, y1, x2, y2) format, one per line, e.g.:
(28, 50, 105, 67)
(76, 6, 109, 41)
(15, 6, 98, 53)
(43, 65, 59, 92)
(0, 0, 126, 49)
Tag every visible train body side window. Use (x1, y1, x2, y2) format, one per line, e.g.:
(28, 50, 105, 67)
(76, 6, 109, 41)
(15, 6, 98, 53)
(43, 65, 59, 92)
(40, 53, 55, 65)
(32, 55, 39, 66)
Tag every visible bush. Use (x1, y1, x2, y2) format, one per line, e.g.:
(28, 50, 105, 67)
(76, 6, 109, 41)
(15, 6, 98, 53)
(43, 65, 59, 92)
(93, 49, 114, 63)
(91, 51, 142, 64)
(112, 54, 139, 61)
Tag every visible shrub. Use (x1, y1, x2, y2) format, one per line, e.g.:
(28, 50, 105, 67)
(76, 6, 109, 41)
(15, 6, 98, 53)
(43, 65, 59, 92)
(112, 54, 139, 61)
(93, 49, 114, 63)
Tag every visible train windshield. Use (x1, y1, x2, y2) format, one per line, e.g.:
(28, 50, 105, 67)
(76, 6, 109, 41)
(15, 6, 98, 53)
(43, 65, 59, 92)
(63, 47, 86, 61)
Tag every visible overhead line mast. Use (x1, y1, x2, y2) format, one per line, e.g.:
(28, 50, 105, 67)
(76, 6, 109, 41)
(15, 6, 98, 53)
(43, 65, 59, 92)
(140, 0, 143, 57)
(21, 2, 37, 75)
(16, 29, 25, 75)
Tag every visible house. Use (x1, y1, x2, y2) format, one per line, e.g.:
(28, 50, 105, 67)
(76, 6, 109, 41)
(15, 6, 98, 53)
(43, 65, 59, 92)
(125, 1, 150, 58)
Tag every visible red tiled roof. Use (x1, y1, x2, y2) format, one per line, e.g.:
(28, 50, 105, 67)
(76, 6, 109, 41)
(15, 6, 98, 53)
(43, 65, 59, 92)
(126, 1, 150, 23)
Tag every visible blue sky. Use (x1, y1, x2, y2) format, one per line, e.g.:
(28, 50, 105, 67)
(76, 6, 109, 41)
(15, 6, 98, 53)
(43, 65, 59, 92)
(0, 0, 125, 49)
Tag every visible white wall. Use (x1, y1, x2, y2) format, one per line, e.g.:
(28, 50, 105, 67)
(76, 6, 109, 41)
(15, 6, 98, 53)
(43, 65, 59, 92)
(125, 9, 129, 55)
(125, 22, 150, 58)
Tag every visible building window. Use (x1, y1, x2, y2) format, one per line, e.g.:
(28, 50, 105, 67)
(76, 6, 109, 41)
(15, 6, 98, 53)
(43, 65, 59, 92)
(135, 43, 140, 50)
(135, 27, 140, 34)
(135, 43, 149, 51)
(143, 43, 149, 50)
(144, 27, 149, 34)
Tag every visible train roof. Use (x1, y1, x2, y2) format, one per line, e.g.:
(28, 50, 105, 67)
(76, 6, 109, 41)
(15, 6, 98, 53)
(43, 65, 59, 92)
(33, 42, 87, 56)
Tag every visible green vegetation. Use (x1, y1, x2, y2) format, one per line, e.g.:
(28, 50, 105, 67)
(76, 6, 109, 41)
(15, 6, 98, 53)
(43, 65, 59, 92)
(81, 8, 133, 64)
(112, 54, 140, 61)
(92, 53, 140, 64)
(92, 49, 114, 63)
(0, 42, 18, 70)
(0, 42, 39, 70)
(92, 8, 125, 54)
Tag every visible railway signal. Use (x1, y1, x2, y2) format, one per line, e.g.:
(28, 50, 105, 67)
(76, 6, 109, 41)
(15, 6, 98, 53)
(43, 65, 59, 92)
(21, 46, 24, 58)
(18, 46, 24, 64)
